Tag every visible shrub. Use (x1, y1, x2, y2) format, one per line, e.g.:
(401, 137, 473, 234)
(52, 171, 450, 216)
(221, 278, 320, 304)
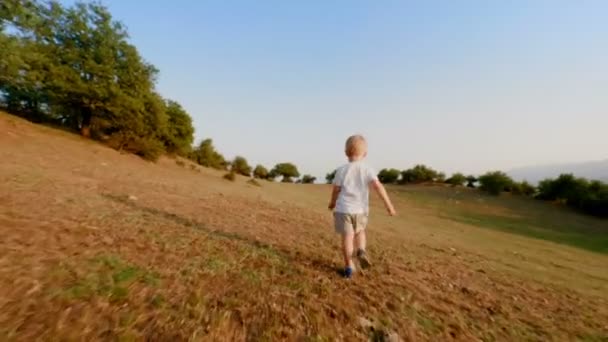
(253, 165, 269, 179)
(133, 137, 165, 162)
(478, 171, 514, 195)
(535, 175, 608, 217)
(247, 179, 261, 187)
(511, 181, 536, 196)
(231, 156, 252, 177)
(301, 175, 316, 184)
(223, 172, 236, 182)
(466, 175, 478, 188)
(325, 170, 336, 184)
(271, 163, 300, 183)
(378, 168, 400, 184)
(191, 139, 227, 170)
(446, 173, 466, 186)
(400, 165, 439, 184)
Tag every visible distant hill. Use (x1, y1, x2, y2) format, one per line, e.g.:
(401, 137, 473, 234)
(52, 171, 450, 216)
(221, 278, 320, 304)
(509, 159, 608, 184)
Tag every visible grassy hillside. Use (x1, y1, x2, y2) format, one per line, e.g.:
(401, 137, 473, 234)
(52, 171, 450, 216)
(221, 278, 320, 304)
(1, 112, 607, 341)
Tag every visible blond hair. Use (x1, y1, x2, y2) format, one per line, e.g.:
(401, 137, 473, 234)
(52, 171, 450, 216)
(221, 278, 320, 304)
(345, 134, 367, 158)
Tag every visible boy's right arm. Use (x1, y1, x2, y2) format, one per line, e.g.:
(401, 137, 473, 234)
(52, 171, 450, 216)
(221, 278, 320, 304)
(328, 185, 340, 210)
(371, 180, 396, 216)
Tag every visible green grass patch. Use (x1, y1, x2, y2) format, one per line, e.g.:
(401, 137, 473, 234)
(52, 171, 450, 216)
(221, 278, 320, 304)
(58, 254, 160, 301)
(391, 185, 608, 254)
(446, 211, 608, 254)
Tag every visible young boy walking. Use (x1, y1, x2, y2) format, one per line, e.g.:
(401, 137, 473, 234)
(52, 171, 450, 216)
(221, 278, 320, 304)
(328, 135, 396, 278)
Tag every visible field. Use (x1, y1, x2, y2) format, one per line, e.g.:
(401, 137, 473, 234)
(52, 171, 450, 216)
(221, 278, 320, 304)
(1, 112, 607, 341)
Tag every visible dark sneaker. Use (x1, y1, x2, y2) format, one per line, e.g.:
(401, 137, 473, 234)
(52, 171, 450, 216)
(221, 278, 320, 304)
(357, 250, 371, 269)
(344, 266, 354, 278)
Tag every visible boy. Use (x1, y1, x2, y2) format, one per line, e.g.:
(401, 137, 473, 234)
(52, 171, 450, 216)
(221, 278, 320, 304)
(328, 135, 396, 278)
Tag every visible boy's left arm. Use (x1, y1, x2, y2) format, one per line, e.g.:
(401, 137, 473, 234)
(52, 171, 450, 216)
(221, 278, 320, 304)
(328, 186, 341, 210)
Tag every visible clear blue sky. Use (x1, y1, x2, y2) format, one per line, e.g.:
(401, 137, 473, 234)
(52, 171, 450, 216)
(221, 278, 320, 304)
(66, 0, 608, 179)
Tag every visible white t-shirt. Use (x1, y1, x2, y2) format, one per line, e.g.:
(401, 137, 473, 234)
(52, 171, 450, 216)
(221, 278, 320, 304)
(332, 160, 378, 214)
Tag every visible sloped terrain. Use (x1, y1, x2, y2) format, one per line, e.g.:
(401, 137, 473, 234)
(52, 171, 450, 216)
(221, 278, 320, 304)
(1, 113, 607, 341)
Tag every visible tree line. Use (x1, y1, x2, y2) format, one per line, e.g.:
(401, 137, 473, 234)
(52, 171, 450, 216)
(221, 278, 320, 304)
(1, 1, 317, 181)
(1, 0, 194, 160)
(188, 138, 315, 183)
(326, 164, 608, 218)
(3, 2, 604, 214)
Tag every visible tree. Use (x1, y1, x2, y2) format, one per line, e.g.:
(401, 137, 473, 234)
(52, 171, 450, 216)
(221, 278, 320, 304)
(446, 173, 467, 186)
(253, 165, 269, 180)
(231, 156, 252, 177)
(536, 174, 608, 217)
(478, 171, 514, 195)
(301, 175, 316, 184)
(435, 172, 446, 183)
(537, 174, 589, 206)
(325, 170, 336, 184)
(511, 181, 536, 196)
(466, 175, 477, 188)
(190, 139, 227, 169)
(378, 168, 400, 184)
(0, 1, 196, 161)
(400, 165, 438, 184)
(271, 162, 300, 183)
(162, 100, 194, 156)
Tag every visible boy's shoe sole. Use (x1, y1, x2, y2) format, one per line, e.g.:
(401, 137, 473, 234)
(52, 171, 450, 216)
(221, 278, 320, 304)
(357, 251, 372, 269)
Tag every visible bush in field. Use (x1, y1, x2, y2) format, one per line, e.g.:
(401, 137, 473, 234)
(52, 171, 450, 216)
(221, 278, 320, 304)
(231, 156, 252, 177)
(301, 175, 316, 184)
(446, 173, 467, 186)
(253, 165, 269, 180)
(478, 171, 514, 195)
(325, 170, 336, 184)
(223, 172, 236, 182)
(378, 168, 400, 184)
(190, 139, 227, 170)
(400, 165, 438, 184)
(536, 174, 608, 217)
(511, 181, 536, 196)
(271, 163, 300, 183)
(466, 175, 478, 188)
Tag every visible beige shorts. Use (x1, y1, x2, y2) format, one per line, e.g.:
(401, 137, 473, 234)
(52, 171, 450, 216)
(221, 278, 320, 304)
(334, 212, 368, 235)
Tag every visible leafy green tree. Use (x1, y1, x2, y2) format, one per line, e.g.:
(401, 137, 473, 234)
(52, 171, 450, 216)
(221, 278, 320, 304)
(478, 171, 514, 195)
(435, 172, 446, 183)
(0, 1, 196, 161)
(400, 165, 438, 184)
(191, 139, 227, 169)
(537, 174, 589, 205)
(162, 100, 194, 156)
(378, 168, 400, 184)
(466, 175, 477, 188)
(446, 173, 467, 186)
(231, 156, 252, 177)
(271, 162, 300, 183)
(301, 175, 316, 184)
(325, 170, 336, 184)
(537, 174, 608, 217)
(253, 165, 269, 179)
(512, 181, 536, 196)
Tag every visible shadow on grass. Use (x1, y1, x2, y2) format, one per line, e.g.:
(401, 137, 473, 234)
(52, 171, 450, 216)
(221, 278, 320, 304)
(102, 193, 342, 276)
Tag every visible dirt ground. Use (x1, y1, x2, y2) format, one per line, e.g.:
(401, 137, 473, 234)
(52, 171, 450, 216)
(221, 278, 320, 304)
(1, 113, 607, 341)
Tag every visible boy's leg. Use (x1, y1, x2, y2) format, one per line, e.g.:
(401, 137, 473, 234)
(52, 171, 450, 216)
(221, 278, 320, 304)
(342, 232, 355, 269)
(335, 213, 355, 277)
(355, 215, 371, 269)
(355, 229, 367, 252)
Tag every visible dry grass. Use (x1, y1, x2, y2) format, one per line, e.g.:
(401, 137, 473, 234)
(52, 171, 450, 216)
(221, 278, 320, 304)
(1, 112, 607, 341)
